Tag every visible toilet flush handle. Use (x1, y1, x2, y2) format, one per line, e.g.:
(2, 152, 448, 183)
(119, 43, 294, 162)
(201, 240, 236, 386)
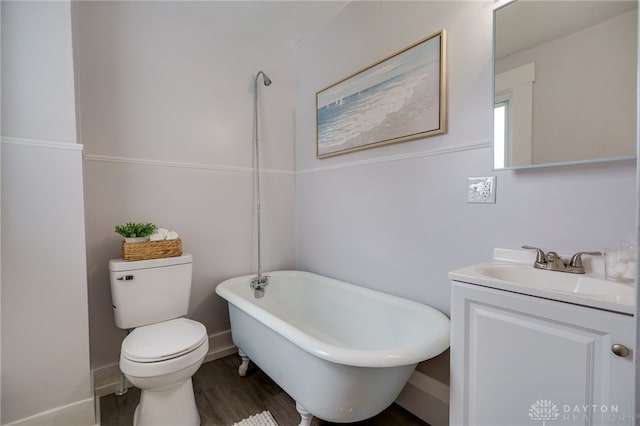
(116, 275, 134, 281)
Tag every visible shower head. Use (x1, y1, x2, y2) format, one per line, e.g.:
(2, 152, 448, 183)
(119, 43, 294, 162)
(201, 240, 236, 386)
(257, 71, 272, 86)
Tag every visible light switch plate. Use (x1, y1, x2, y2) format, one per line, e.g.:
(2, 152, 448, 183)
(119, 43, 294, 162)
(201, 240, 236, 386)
(467, 176, 496, 203)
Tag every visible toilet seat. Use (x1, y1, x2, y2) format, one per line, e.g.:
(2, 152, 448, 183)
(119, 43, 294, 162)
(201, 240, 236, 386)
(120, 318, 209, 379)
(122, 318, 207, 363)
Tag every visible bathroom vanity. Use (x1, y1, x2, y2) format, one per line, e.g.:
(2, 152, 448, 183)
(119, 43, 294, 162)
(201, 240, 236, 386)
(449, 250, 634, 426)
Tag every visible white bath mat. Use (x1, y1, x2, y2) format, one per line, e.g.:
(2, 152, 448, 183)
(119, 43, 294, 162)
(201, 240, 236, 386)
(231, 410, 278, 426)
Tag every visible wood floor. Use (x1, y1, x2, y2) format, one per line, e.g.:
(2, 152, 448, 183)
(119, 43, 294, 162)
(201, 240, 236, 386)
(100, 354, 428, 426)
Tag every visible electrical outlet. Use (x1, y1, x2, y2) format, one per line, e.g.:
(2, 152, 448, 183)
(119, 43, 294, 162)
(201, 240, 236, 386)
(467, 176, 496, 203)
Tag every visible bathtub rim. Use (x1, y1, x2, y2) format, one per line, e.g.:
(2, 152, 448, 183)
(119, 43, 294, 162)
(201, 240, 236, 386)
(215, 270, 450, 368)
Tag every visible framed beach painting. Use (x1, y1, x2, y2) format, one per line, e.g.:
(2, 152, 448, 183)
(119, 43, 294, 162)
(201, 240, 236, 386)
(316, 30, 446, 159)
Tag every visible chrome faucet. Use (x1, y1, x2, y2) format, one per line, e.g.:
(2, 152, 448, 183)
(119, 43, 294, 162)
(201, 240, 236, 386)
(522, 245, 601, 274)
(250, 273, 270, 290)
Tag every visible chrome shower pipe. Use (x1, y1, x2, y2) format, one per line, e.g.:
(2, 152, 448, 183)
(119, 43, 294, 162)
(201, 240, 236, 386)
(252, 71, 271, 290)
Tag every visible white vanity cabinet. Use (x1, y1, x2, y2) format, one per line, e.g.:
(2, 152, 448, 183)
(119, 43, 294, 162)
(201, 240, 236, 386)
(450, 281, 634, 426)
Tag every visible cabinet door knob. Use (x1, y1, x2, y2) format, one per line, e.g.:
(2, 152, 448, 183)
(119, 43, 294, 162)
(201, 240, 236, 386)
(612, 344, 630, 358)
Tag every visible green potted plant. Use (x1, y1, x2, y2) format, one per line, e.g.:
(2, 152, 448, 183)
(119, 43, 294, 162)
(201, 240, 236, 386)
(115, 222, 157, 243)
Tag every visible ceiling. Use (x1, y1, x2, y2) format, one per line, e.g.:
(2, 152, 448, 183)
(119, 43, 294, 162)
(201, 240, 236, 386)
(220, 1, 350, 44)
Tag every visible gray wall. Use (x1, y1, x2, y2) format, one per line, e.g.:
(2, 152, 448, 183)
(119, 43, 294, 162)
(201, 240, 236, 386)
(74, 1, 297, 368)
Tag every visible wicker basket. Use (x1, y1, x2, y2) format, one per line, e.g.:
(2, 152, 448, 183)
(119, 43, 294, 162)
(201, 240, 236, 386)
(121, 239, 183, 261)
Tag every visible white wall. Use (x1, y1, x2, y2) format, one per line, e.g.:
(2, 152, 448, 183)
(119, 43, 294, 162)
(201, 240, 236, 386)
(1, 1, 77, 143)
(294, 0, 636, 371)
(73, 1, 297, 368)
(1, 2, 93, 425)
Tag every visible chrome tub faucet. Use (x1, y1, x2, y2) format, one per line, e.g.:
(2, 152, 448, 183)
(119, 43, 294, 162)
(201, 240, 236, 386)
(250, 273, 270, 290)
(522, 245, 601, 274)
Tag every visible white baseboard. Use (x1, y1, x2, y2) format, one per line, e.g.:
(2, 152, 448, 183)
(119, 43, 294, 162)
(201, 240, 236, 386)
(203, 329, 237, 364)
(395, 369, 450, 426)
(2, 397, 95, 426)
(92, 329, 236, 398)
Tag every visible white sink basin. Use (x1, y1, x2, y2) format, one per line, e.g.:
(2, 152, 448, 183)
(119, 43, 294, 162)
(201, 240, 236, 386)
(449, 262, 635, 315)
(476, 264, 633, 299)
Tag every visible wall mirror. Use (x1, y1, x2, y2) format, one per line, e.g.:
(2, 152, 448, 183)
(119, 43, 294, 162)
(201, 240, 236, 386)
(493, 0, 637, 170)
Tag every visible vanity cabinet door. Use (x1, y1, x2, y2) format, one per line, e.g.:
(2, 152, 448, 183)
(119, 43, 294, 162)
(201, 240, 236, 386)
(450, 281, 634, 426)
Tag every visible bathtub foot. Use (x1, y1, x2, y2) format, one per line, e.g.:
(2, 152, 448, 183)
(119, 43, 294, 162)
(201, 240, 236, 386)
(295, 402, 313, 426)
(238, 350, 250, 377)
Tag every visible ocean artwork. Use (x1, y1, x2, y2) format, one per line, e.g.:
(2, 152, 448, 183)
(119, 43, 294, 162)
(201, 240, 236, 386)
(316, 30, 446, 158)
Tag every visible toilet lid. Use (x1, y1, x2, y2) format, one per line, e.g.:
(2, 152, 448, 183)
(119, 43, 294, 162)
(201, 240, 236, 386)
(122, 318, 207, 363)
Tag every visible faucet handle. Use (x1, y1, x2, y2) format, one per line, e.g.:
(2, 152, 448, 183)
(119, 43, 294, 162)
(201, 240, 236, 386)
(568, 251, 602, 268)
(522, 245, 547, 264)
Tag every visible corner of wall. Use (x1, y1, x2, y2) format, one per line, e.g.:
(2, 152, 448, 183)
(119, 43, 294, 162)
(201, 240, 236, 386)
(396, 369, 449, 426)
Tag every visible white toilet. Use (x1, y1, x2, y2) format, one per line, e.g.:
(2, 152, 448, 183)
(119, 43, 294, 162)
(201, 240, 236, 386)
(109, 254, 208, 426)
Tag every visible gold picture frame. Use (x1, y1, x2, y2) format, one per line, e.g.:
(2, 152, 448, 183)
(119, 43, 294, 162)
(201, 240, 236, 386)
(316, 29, 447, 159)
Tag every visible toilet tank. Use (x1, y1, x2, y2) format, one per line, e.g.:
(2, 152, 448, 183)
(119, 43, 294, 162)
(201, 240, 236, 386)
(109, 254, 193, 329)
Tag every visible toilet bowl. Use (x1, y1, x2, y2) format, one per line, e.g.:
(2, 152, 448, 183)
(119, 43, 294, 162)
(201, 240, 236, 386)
(120, 318, 208, 426)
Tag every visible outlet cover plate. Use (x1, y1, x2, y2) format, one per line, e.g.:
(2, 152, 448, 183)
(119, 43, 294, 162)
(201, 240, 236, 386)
(467, 176, 496, 203)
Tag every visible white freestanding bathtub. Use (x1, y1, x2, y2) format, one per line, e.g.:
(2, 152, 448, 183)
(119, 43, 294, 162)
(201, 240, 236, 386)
(215, 271, 450, 425)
